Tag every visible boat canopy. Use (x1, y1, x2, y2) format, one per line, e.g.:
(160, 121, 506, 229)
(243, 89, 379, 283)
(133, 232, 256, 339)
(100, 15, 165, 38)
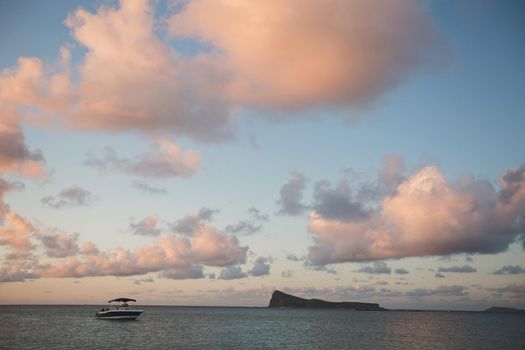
(108, 298, 137, 303)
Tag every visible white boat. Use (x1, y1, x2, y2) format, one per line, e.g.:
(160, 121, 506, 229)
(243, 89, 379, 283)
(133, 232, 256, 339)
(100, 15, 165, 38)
(95, 298, 144, 320)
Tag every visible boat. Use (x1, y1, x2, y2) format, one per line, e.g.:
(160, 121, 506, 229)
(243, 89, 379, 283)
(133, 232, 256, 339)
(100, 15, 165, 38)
(95, 298, 144, 320)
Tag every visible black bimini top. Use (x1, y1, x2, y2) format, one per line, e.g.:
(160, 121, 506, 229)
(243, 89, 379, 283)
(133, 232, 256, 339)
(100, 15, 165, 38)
(108, 298, 136, 303)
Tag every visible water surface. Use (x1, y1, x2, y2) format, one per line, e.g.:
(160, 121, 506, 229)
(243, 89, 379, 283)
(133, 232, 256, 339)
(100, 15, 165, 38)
(1, 305, 524, 349)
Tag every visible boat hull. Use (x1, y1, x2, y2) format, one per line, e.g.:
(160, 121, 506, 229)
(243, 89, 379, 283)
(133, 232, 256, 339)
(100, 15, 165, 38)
(96, 310, 143, 320)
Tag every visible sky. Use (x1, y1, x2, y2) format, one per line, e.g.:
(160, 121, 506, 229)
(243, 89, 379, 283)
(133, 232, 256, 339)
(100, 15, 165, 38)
(0, 0, 524, 310)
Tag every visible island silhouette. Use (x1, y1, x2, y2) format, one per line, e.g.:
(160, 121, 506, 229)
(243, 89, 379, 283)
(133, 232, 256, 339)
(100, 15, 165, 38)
(267, 290, 525, 313)
(268, 290, 386, 310)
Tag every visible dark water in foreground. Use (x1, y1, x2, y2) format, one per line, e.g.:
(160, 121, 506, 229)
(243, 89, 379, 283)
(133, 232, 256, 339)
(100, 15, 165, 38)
(1, 305, 524, 349)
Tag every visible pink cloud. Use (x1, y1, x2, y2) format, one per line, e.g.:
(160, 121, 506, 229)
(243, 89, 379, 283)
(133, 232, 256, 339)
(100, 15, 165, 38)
(38, 231, 80, 258)
(0, 201, 247, 282)
(1, 0, 446, 147)
(2, 251, 40, 283)
(191, 227, 248, 266)
(171, 0, 447, 108)
(0, 186, 247, 282)
(0, 56, 67, 112)
(0, 212, 36, 251)
(86, 139, 200, 178)
(309, 164, 525, 264)
(128, 215, 162, 236)
(37, 225, 247, 278)
(170, 207, 218, 235)
(0, 179, 22, 217)
(81, 241, 100, 256)
(0, 1, 232, 144)
(0, 178, 41, 282)
(0, 119, 45, 177)
(66, 1, 233, 141)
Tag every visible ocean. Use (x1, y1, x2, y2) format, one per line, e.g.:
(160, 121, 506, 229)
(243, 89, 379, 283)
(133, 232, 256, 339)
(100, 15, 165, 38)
(1, 305, 524, 349)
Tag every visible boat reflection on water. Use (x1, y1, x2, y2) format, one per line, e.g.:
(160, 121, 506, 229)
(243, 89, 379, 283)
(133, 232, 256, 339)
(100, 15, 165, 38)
(95, 298, 144, 320)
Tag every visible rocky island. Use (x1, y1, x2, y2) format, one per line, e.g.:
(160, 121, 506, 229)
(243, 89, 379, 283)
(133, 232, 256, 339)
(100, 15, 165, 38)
(268, 290, 386, 311)
(483, 306, 525, 314)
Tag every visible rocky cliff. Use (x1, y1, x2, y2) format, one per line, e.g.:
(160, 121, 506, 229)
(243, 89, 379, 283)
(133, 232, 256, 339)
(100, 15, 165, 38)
(268, 290, 386, 310)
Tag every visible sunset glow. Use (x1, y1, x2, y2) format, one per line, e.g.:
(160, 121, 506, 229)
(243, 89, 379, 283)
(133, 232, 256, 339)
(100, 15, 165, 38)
(0, 0, 524, 310)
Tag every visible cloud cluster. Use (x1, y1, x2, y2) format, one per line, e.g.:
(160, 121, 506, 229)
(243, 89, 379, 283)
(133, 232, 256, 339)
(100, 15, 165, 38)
(0, 119, 45, 177)
(406, 285, 467, 298)
(41, 186, 95, 209)
(225, 221, 262, 236)
(281, 270, 294, 278)
(217, 256, 272, 279)
(357, 261, 391, 274)
(276, 171, 308, 216)
(219, 265, 247, 280)
(81, 241, 99, 256)
(132, 276, 155, 285)
(0, 1, 231, 141)
(438, 265, 477, 273)
(0, 204, 248, 282)
(303, 261, 337, 275)
(225, 207, 269, 235)
(0, 212, 35, 254)
(309, 162, 525, 264)
(2, 0, 443, 145)
(159, 265, 205, 280)
(128, 215, 162, 237)
(170, 207, 218, 235)
(0, 180, 35, 256)
(489, 283, 525, 299)
(0, 180, 41, 282)
(492, 265, 525, 275)
(313, 179, 370, 221)
(281, 285, 406, 301)
(248, 207, 269, 222)
(38, 226, 247, 278)
(286, 254, 302, 262)
(132, 181, 167, 195)
(0, 179, 23, 218)
(0, 0, 447, 241)
(38, 232, 80, 258)
(86, 140, 199, 178)
(0, 0, 447, 200)
(0, 268, 39, 283)
(250, 257, 271, 277)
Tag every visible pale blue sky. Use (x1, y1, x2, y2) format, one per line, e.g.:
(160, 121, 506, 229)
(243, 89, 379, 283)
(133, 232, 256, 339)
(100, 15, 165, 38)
(0, 0, 524, 308)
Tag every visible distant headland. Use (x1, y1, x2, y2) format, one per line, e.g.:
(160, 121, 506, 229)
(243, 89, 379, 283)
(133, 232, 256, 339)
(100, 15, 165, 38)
(483, 306, 525, 314)
(268, 290, 386, 311)
(267, 290, 525, 313)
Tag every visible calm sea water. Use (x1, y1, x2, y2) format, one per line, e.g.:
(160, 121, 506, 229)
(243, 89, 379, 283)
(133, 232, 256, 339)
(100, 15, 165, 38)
(1, 305, 524, 349)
